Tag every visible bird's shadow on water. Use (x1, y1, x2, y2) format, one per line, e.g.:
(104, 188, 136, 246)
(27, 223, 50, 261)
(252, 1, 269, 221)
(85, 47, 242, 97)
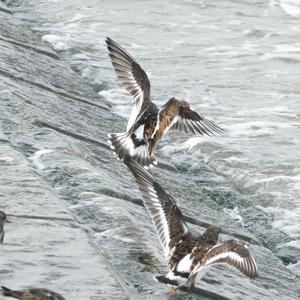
(155, 275, 228, 300)
(164, 286, 230, 300)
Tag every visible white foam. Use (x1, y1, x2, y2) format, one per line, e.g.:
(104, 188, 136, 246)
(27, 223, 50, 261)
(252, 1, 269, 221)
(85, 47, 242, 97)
(278, 0, 300, 17)
(98, 88, 131, 119)
(64, 13, 86, 24)
(224, 207, 246, 227)
(42, 34, 70, 51)
(128, 42, 144, 49)
(274, 43, 300, 53)
(29, 149, 54, 170)
(225, 121, 294, 138)
(258, 206, 300, 238)
(287, 261, 300, 276)
(277, 239, 300, 249)
(0, 156, 14, 164)
(236, 106, 295, 118)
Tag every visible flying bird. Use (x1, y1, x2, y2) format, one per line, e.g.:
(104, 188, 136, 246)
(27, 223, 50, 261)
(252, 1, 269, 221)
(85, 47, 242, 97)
(1, 286, 66, 300)
(123, 156, 258, 290)
(0, 210, 7, 243)
(106, 37, 224, 167)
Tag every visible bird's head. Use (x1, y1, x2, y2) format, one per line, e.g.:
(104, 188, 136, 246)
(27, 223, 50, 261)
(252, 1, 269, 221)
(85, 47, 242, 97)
(201, 226, 220, 242)
(169, 97, 189, 107)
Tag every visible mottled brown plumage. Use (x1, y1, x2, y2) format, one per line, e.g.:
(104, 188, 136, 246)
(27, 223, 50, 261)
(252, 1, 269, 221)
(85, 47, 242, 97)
(106, 37, 224, 167)
(124, 157, 258, 290)
(1, 286, 66, 300)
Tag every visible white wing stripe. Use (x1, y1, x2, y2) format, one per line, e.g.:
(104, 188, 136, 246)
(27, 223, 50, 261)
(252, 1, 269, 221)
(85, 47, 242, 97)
(204, 251, 244, 266)
(144, 186, 171, 259)
(152, 113, 179, 139)
(251, 255, 258, 273)
(127, 101, 143, 131)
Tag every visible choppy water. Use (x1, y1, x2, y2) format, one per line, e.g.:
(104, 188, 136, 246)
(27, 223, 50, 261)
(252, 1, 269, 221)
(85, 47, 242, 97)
(9, 0, 300, 293)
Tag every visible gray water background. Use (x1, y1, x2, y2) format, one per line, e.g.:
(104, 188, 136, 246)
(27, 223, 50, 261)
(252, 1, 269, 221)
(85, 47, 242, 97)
(3, 0, 300, 298)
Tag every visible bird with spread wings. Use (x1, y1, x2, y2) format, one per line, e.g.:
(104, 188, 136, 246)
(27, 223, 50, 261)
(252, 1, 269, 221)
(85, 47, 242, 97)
(123, 156, 258, 290)
(106, 38, 224, 167)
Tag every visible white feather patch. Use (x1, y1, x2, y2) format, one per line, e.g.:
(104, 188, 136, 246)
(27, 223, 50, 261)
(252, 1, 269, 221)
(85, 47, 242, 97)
(147, 185, 171, 259)
(167, 115, 179, 133)
(151, 113, 179, 139)
(151, 110, 161, 139)
(126, 90, 143, 131)
(176, 254, 193, 273)
(134, 143, 148, 158)
(204, 251, 244, 266)
(113, 133, 135, 156)
(134, 124, 145, 139)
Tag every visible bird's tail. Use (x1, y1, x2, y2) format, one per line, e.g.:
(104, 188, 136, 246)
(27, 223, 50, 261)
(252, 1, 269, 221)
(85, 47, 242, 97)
(107, 132, 157, 167)
(155, 275, 179, 286)
(2, 286, 23, 298)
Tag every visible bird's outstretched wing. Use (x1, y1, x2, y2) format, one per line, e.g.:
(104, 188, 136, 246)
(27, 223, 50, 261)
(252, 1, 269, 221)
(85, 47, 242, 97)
(151, 97, 224, 143)
(201, 239, 258, 279)
(106, 37, 151, 131)
(124, 156, 190, 259)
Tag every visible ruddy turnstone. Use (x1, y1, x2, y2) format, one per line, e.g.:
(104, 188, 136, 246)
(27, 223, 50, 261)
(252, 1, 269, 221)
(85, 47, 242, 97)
(0, 210, 7, 243)
(123, 156, 258, 290)
(106, 37, 224, 167)
(1, 286, 66, 300)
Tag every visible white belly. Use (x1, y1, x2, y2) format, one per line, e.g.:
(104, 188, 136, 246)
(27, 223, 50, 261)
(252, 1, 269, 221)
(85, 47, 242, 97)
(176, 254, 193, 273)
(134, 124, 145, 140)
